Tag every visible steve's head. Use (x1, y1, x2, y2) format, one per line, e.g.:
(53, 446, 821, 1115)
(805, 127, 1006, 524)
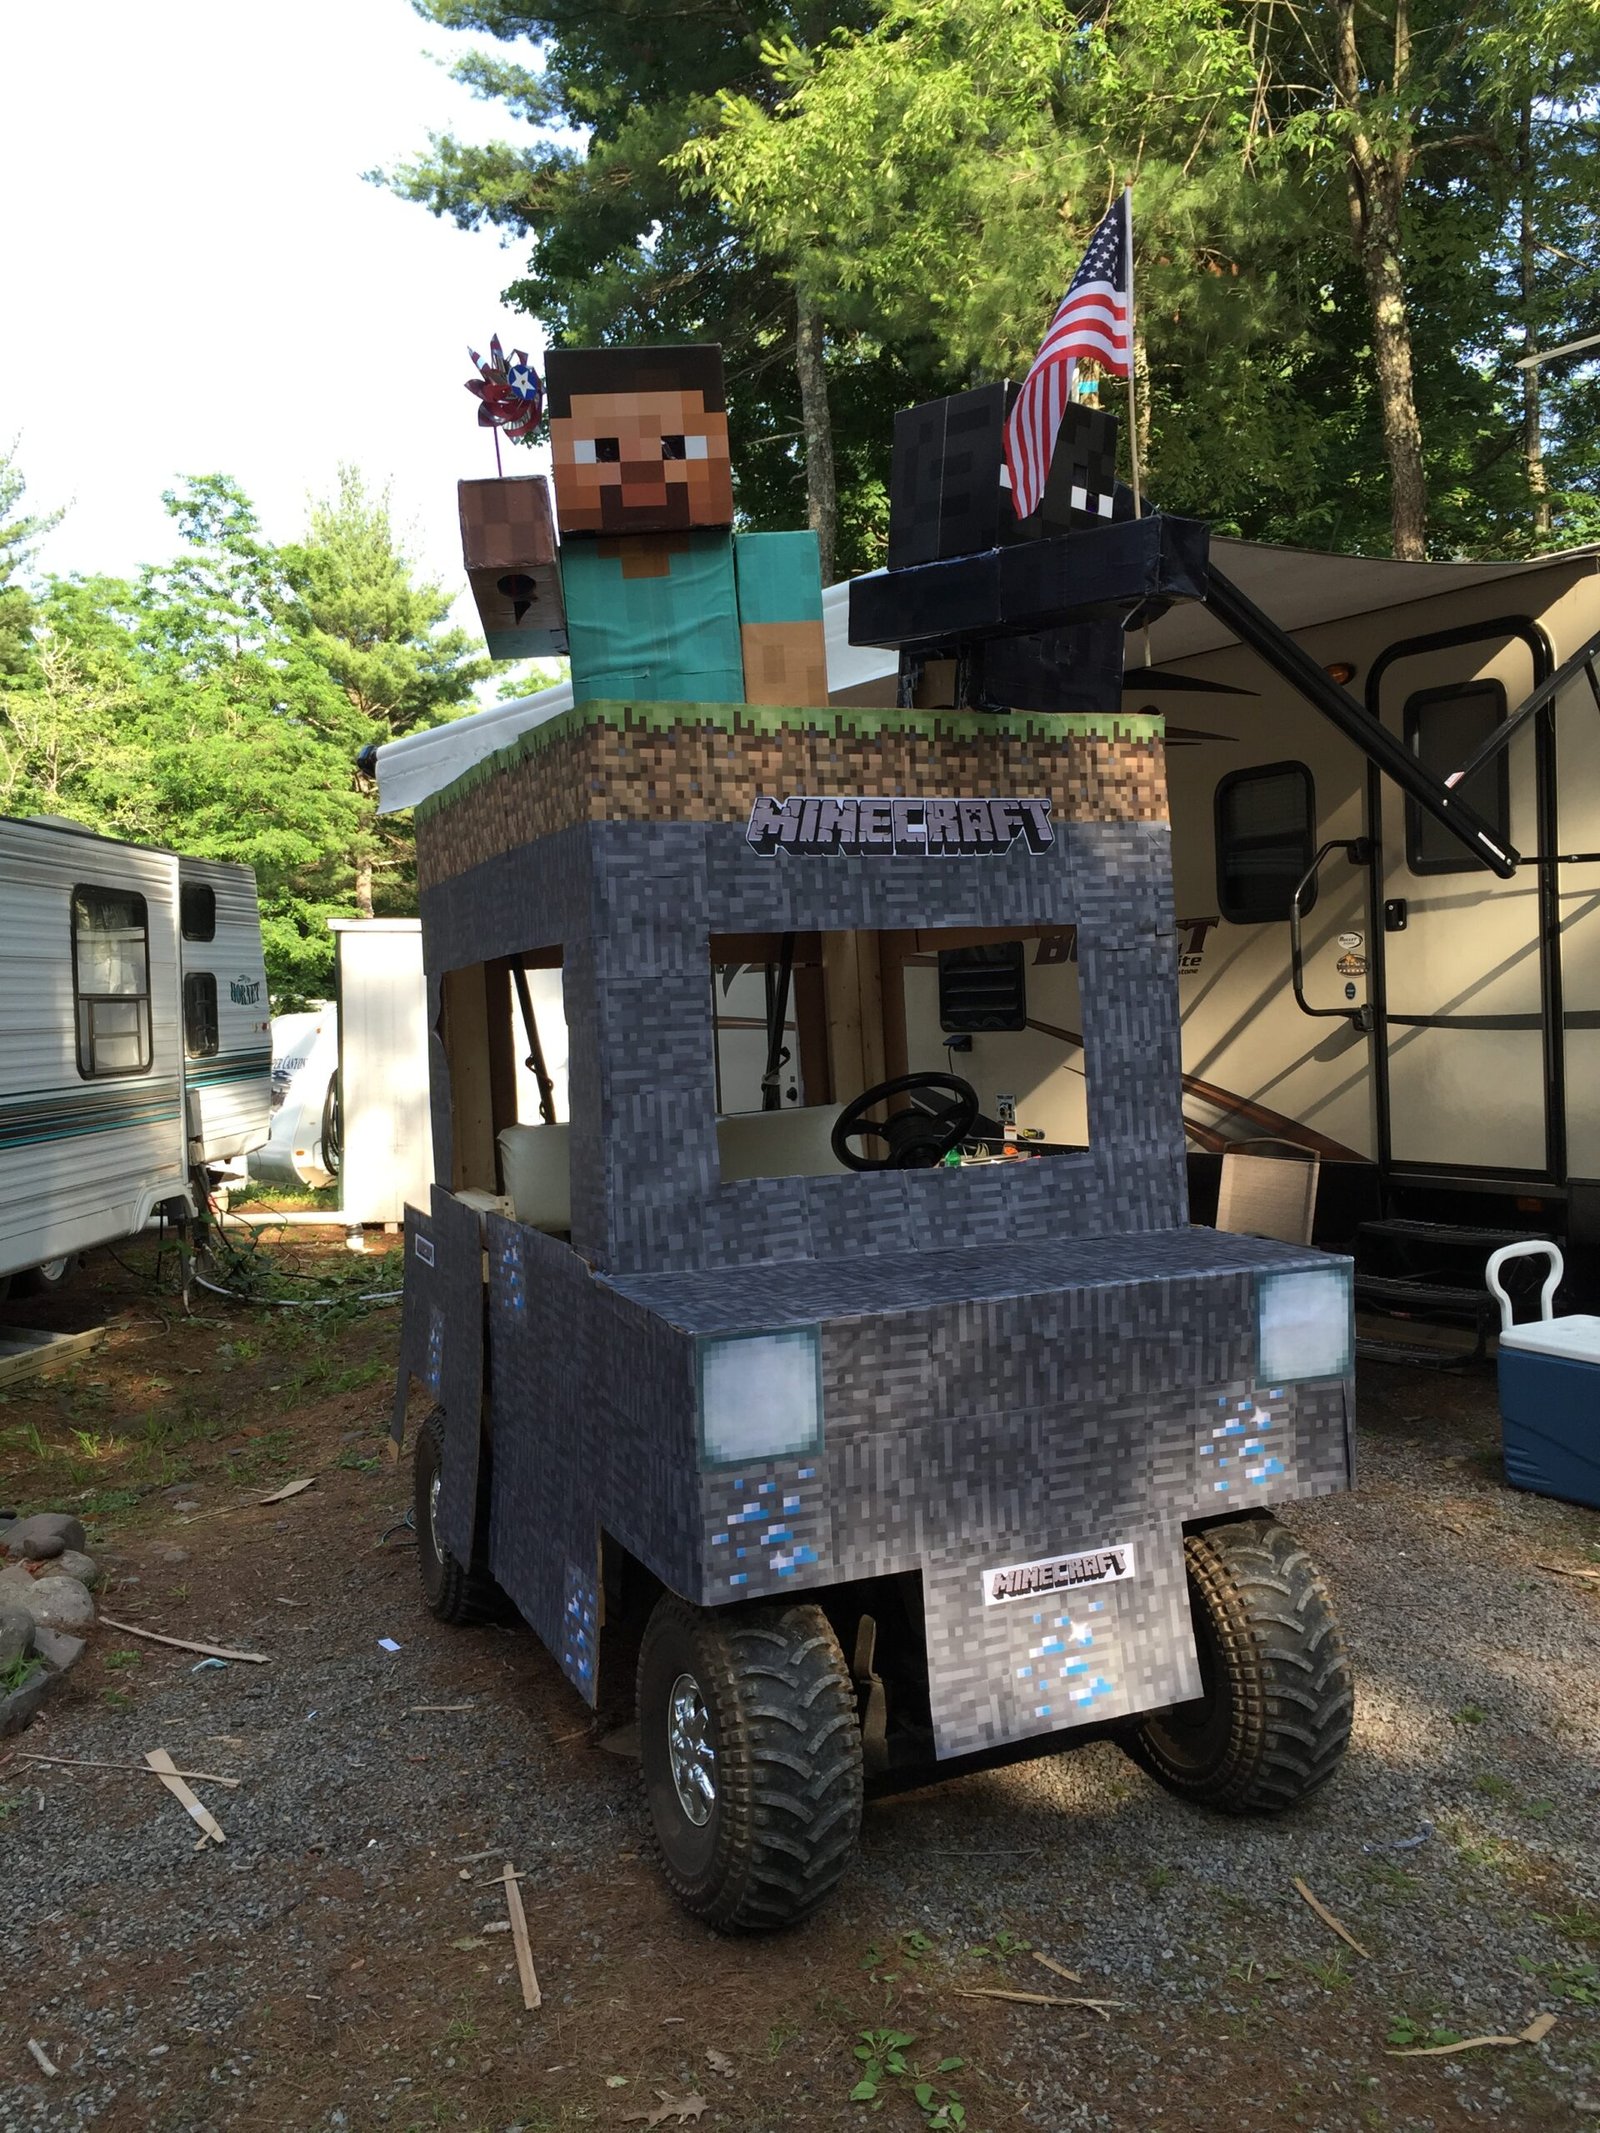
(547, 344, 734, 536)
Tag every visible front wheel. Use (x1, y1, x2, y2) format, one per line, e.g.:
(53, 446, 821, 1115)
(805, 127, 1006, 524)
(1123, 1517, 1353, 1813)
(637, 1596, 863, 1933)
(413, 1408, 500, 1626)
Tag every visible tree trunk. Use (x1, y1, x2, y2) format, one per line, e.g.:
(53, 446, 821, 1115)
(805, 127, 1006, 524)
(1354, 167, 1428, 559)
(1518, 98, 1551, 541)
(355, 855, 374, 920)
(1335, 0, 1428, 560)
(794, 288, 838, 586)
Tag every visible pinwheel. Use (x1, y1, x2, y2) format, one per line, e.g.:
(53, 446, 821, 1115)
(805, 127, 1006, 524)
(466, 337, 544, 468)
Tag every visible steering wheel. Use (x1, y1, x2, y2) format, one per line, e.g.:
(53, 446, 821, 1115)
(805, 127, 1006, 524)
(831, 1072, 980, 1172)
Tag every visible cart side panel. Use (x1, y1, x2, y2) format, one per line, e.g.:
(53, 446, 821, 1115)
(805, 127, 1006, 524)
(390, 1200, 446, 1444)
(427, 1185, 490, 1562)
(484, 1212, 699, 1704)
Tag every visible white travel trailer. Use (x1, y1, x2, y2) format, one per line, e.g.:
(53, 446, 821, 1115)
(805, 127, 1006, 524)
(0, 817, 271, 1293)
(375, 536, 1600, 1322)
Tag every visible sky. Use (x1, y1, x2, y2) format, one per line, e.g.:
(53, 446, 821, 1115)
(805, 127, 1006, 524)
(1, 0, 554, 642)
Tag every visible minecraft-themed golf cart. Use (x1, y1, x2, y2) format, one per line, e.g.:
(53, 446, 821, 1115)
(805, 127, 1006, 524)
(391, 345, 1358, 1931)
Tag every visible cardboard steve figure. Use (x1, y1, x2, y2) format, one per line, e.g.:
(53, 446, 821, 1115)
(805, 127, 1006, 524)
(400, 346, 1357, 1935)
(547, 343, 828, 708)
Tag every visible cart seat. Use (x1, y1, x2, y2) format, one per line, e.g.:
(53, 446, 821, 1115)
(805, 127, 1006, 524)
(498, 1121, 571, 1234)
(715, 1104, 848, 1182)
(497, 1105, 850, 1232)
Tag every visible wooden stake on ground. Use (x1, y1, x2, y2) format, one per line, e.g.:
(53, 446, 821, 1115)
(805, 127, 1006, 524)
(501, 1861, 541, 2010)
(257, 1476, 316, 1505)
(953, 1987, 1126, 2019)
(99, 1616, 270, 1664)
(18, 1752, 241, 1787)
(1389, 2013, 1556, 2058)
(1292, 1877, 1371, 1959)
(144, 1748, 227, 1844)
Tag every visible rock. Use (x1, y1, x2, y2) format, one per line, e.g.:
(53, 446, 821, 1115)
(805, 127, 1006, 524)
(35, 1549, 100, 1588)
(0, 1564, 38, 1606)
(31, 1623, 86, 1673)
(0, 1606, 34, 1665)
(13, 1575, 95, 1632)
(0, 1666, 51, 1738)
(7, 1529, 63, 1561)
(152, 1546, 190, 1566)
(3, 1512, 87, 1559)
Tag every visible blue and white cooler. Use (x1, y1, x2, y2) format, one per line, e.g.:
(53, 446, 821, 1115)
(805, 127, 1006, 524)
(1486, 1241, 1600, 1512)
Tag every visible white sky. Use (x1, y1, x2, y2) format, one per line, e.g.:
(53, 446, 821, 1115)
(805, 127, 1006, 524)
(1, 0, 554, 649)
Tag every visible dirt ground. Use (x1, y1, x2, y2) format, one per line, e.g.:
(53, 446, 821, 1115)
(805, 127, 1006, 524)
(1, 1231, 1598, 2133)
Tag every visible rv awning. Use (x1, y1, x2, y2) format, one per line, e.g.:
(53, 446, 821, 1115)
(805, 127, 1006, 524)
(377, 536, 1599, 815)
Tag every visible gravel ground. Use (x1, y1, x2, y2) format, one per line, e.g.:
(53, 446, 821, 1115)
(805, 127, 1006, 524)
(0, 1260, 1597, 2133)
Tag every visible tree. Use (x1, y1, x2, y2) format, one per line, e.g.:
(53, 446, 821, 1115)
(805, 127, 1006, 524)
(282, 467, 488, 916)
(0, 440, 61, 688)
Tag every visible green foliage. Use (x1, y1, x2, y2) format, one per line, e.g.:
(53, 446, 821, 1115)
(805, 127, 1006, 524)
(1, 467, 483, 1003)
(850, 2029, 966, 2126)
(0, 1651, 45, 1695)
(1387, 2013, 1463, 2048)
(0, 441, 62, 689)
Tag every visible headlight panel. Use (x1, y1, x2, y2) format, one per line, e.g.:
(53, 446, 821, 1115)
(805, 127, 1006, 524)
(697, 1326, 823, 1468)
(1256, 1263, 1353, 1384)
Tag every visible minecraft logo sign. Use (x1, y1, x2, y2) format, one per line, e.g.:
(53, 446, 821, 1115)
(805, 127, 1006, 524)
(982, 1543, 1136, 1605)
(747, 793, 1053, 858)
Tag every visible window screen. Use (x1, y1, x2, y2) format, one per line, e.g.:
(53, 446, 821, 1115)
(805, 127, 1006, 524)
(1404, 682, 1509, 874)
(184, 970, 219, 1058)
(180, 880, 216, 941)
(1215, 763, 1317, 924)
(72, 887, 152, 1078)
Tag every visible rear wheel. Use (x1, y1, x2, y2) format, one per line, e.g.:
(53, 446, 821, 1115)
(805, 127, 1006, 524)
(413, 1407, 500, 1625)
(1124, 1517, 1352, 1813)
(13, 1255, 78, 1300)
(638, 1596, 863, 1932)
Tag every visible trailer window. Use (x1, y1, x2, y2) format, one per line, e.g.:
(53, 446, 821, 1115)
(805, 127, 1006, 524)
(72, 887, 153, 1078)
(1215, 762, 1317, 924)
(184, 971, 219, 1058)
(180, 881, 217, 941)
(1404, 681, 1509, 874)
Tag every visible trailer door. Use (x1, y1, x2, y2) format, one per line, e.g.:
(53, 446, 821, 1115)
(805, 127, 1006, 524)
(1369, 623, 1550, 1178)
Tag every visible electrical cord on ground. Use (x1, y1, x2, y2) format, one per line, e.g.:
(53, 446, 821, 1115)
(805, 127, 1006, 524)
(183, 1177, 403, 1310)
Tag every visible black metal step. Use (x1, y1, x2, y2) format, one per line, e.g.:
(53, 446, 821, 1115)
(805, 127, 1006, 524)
(1358, 1217, 1551, 1251)
(1354, 1273, 1494, 1319)
(1355, 1334, 1479, 1370)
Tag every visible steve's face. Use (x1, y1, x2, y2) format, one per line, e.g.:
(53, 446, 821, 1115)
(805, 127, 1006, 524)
(551, 388, 733, 535)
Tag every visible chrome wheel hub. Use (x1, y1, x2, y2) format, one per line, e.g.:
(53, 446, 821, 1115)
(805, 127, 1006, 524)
(428, 1469, 443, 1561)
(667, 1671, 716, 1827)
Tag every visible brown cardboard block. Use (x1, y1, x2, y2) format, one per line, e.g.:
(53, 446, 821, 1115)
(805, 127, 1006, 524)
(546, 345, 733, 537)
(740, 619, 828, 707)
(458, 476, 558, 573)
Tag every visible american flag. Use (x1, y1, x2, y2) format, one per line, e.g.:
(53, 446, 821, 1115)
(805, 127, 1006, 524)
(1004, 192, 1133, 520)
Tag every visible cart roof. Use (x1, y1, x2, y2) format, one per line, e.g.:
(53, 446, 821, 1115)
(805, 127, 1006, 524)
(378, 537, 1600, 816)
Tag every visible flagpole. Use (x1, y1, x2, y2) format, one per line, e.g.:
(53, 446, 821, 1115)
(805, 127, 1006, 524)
(1120, 181, 1153, 665)
(1121, 183, 1142, 522)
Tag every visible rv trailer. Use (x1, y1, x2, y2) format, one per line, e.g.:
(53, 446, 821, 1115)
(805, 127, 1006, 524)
(0, 817, 271, 1292)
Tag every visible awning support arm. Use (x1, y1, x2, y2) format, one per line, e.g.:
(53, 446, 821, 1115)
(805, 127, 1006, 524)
(1443, 621, 1600, 795)
(1204, 563, 1520, 879)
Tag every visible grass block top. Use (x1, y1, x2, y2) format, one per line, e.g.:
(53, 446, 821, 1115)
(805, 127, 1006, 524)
(415, 697, 1165, 830)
